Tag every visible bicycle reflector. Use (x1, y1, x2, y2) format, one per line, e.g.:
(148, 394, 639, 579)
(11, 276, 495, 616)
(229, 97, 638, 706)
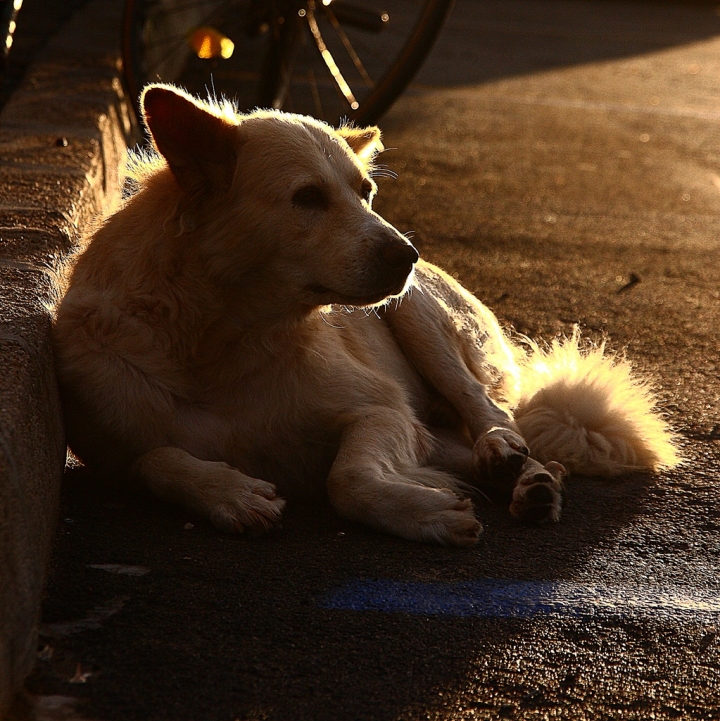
(187, 26, 235, 60)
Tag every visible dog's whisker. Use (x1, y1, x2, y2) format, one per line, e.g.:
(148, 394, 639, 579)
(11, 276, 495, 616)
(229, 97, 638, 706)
(370, 169, 398, 180)
(303, 345, 330, 364)
(319, 312, 346, 329)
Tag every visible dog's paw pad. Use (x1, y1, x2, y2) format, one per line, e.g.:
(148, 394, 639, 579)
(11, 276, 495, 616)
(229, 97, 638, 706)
(524, 482, 555, 503)
(472, 427, 530, 488)
(518, 471, 555, 488)
(509, 460, 565, 524)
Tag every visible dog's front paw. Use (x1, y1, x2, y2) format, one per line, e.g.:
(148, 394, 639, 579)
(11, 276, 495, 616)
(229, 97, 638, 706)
(509, 460, 565, 524)
(473, 427, 529, 488)
(206, 471, 286, 535)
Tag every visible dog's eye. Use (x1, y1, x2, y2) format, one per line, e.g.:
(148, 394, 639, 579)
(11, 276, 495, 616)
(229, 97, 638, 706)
(292, 185, 327, 209)
(361, 179, 374, 203)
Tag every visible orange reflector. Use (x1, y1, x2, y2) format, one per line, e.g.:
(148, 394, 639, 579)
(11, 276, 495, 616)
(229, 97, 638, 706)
(187, 26, 235, 60)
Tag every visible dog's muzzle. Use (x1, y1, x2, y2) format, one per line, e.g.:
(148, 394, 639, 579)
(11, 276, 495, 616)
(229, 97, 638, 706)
(306, 233, 418, 306)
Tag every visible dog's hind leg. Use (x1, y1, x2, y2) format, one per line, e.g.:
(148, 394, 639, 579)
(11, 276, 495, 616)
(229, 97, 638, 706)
(384, 263, 570, 524)
(131, 447, 286, 533)
(424, 427, 474, 478)
(327, 407, 482, 546)
(383, 261, 530, 490)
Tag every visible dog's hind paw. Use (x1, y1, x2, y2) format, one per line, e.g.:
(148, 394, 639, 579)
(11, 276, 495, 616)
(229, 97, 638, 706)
(509, 459, 565, 524)
(472, 427, 529, 488)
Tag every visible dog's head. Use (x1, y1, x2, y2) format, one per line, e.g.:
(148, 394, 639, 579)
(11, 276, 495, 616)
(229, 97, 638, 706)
(140, 84, 418, 308)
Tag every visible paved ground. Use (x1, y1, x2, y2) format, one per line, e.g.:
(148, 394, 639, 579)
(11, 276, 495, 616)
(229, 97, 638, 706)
(21, 0, 720, 719)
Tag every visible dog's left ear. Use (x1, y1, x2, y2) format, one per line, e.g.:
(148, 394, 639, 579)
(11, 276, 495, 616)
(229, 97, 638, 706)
(142, 84, 239, 196)
(337, 126, 384, 161)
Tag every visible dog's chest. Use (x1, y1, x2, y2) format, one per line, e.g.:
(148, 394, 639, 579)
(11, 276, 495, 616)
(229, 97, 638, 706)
(198, 370, 340, 495)
(188, 312, 426, 494)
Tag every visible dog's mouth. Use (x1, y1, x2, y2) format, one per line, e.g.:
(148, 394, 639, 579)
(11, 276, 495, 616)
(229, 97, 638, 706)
(307, 281, 406, 307)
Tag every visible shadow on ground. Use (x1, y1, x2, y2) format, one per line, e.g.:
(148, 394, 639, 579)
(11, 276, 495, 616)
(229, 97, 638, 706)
(23, 462, 666, 721)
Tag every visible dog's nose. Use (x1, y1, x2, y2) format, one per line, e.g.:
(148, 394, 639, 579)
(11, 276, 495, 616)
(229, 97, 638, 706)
(379, 240, 419, 270)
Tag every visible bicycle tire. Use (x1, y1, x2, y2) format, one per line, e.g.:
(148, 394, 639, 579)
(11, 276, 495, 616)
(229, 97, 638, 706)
(350, 0, 452, 126)
(122, 0, 454, 127)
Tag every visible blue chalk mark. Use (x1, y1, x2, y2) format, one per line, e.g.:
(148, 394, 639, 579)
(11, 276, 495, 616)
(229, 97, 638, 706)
(319, 579, 720, 621)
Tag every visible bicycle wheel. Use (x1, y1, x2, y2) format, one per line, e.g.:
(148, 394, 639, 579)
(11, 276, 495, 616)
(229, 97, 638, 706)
(0, 0, 23, 75)
(122, 0, 453, 127)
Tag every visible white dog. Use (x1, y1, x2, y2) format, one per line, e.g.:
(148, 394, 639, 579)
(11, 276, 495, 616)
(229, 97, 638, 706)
(52, 85, 678, 546)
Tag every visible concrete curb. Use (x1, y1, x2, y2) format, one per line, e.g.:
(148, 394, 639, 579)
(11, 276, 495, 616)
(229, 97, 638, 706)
(0, 1, 133, 714)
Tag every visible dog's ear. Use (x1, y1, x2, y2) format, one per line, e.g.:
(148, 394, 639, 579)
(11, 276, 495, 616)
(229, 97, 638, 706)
(337, 126, 383, 161)
(141, 84, 238, 195)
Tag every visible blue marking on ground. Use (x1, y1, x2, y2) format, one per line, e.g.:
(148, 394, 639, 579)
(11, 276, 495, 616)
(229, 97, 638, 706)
(319, 579, 720, 621)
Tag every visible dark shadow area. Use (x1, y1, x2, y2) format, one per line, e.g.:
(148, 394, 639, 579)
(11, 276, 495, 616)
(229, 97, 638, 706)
(24, 462, 669, 721)
(5, 0, 720, 116)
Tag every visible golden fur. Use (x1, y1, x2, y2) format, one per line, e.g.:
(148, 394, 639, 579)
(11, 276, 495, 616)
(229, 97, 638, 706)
(52, 85, 678, 546)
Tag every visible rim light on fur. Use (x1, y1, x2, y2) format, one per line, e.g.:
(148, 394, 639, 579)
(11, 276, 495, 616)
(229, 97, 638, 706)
(511, 330, 680, 476)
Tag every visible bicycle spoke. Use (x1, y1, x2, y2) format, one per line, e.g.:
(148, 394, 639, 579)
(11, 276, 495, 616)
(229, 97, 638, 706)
(307, 68, 325, 118)
(294, 24, 325, 117)
(141, 8, 235, 50)
(257, 12, 300, 108)
(323, 5, 374, 89)
(144, 0, 236, 17)
(142, 34, 190, 78)
(125, 0, 455, 125)
(142, 21, 232, 76)
(142, 0, 241, 65)
(305, 0, 358, 111)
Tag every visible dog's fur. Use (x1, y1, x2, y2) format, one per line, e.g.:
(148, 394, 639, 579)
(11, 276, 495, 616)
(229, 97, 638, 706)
(52, 85, 679, 546)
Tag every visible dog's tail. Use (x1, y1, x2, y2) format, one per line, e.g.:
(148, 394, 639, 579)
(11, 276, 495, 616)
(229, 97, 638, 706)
(507, 330, 679, 476)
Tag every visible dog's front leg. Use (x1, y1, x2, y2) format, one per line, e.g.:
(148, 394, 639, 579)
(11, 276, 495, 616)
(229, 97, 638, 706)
(384, 264, 567, 521)
(132, 447, 286, 533)
(383, 262, 530, 489)
(327, 408, 481, 546)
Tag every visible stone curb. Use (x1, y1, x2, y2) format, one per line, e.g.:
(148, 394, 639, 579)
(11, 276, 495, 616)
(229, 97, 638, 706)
(0, 1, 134, 715)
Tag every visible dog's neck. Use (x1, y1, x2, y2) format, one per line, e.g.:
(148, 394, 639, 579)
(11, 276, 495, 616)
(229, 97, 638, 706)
(188, 293, 327, 389)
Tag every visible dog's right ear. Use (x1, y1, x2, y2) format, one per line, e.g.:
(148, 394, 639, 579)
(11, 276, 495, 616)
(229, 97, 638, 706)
(141, 84, 238, 195)
(337, 126, 383, 162)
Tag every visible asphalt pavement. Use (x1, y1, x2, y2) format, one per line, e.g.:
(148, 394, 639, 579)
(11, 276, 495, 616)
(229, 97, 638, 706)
(24, 0, 720, 719)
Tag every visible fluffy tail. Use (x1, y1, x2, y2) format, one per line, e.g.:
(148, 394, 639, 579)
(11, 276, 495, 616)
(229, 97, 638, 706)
(509, 331, 679, 477)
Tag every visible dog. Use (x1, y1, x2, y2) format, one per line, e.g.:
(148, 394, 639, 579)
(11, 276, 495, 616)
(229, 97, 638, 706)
(51, 84, 679, 546)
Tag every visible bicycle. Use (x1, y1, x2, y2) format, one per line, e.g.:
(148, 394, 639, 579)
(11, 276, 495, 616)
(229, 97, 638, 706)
(122, 0, 454, 126)
(0, 0, 22, 76)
